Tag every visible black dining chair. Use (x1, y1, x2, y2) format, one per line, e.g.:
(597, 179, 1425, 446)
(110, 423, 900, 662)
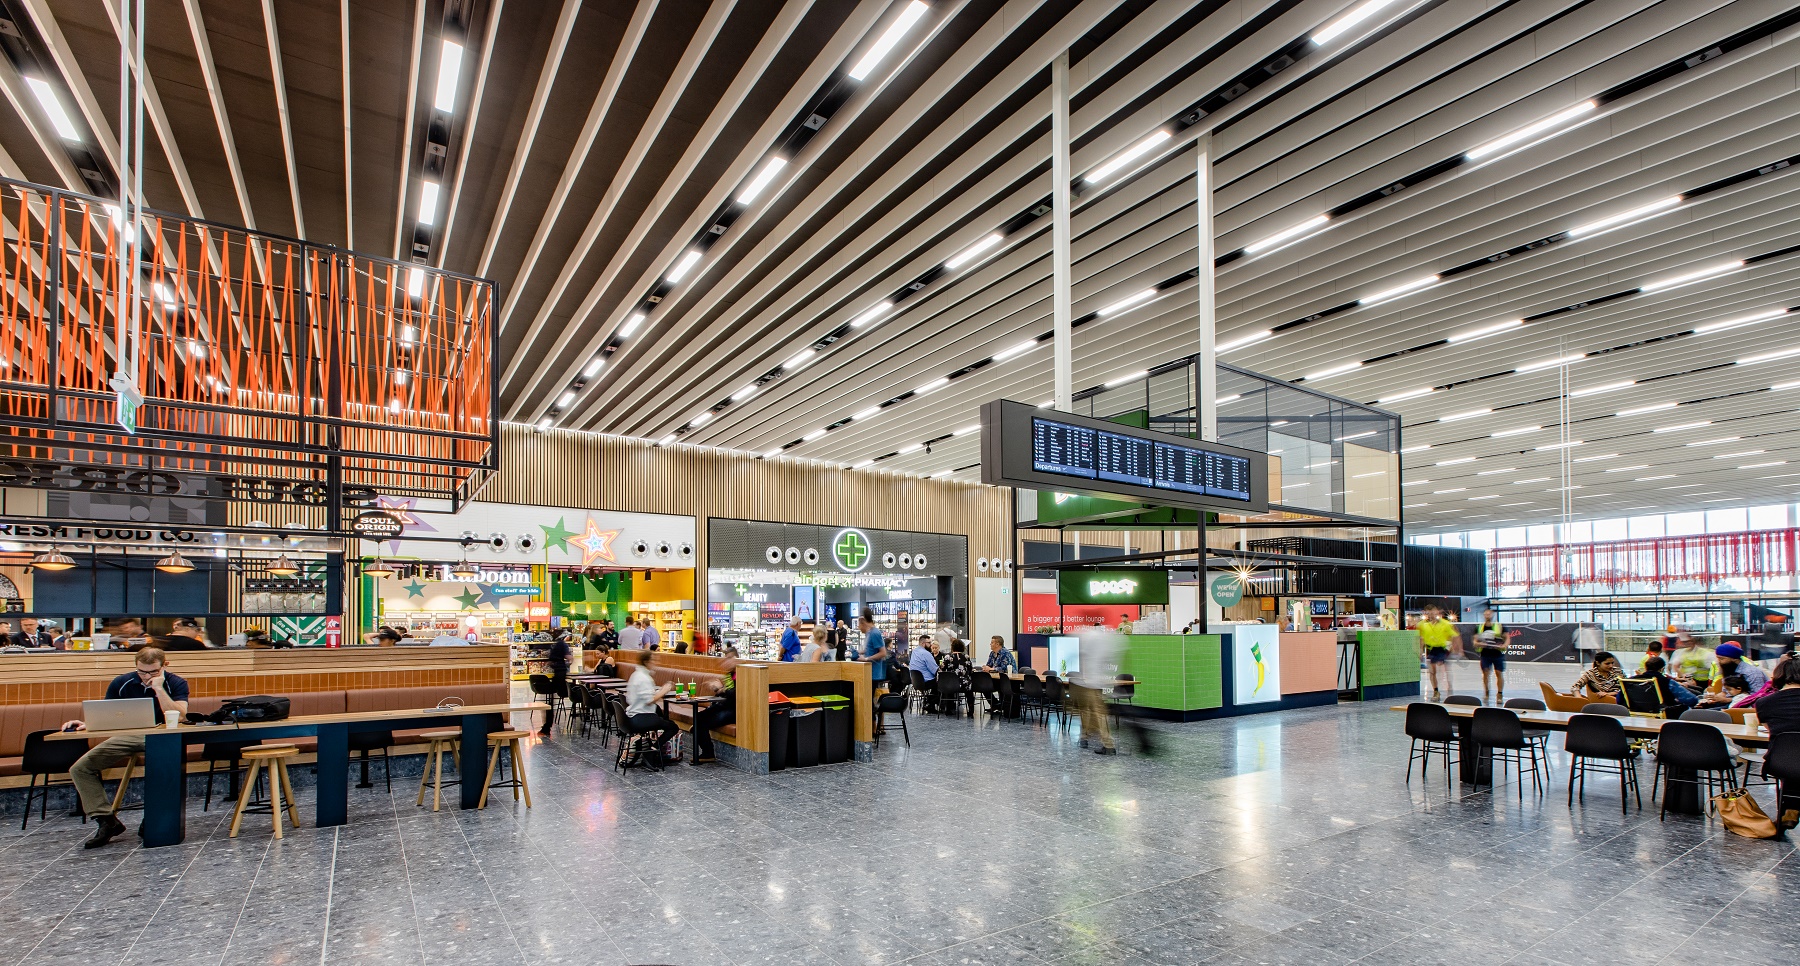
(567, 684, 596, 738)
(1444, 694, 1483, 706)
(907, 670, 932, 713)
(349, 730, 394, 793)
(971, 672, 1001, 714)
(1111, 674, 1136, 706)
(1403, 703, 1457, 791)
(1764, 732, 1800, 828)
(1018, 673, 1046, 722)
(19, 729, 89, 830)
(996, 674, 1020, 720)
(1679, 708, 1732, 723)
(874, 691, 909, 746)
(1471, 707, 1547, 799)
(1619, 677, 1681, 718)
(528, 674, 561, 725)
(1044, 676, 1071, 728)
(1503, 697, 1553, 764)
(1652, 720, 1739, 821)
(201, 739, 257, 812)
(1581, 702, 1631, 717)
(1564, 714, 1640, 812)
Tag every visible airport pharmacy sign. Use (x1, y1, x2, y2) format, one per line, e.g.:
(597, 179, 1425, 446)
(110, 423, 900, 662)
(1057, 569, 1170, 605)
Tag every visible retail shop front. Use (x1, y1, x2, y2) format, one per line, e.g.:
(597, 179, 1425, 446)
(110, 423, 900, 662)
(704, 519, 968, 661)
(361, 501, 697, 674)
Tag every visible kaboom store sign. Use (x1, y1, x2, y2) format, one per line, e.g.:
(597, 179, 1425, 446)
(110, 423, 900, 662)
(364, 500, 696, 569)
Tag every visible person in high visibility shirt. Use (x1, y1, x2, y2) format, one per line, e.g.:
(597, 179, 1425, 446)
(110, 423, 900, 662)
(1416, 602, 1462, 702)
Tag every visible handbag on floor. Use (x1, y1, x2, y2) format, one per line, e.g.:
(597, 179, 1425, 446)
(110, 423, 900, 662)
(614, 733, 661, 772)
(1712, 788, 1777, 838)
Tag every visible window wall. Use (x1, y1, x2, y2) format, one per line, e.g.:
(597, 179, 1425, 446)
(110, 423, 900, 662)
(1413, 503, 1795, 551)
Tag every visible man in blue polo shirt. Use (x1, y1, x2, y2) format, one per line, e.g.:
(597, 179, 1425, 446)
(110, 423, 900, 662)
(778, 617, 803, 662)
(857, 610, 889, 693)
(64, 647, 190, 849)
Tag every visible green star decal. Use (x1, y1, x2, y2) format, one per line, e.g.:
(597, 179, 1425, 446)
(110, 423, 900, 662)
(453, 586, 482, 610)
(540, 517, 578, 552)
(402, 579, 427, 598)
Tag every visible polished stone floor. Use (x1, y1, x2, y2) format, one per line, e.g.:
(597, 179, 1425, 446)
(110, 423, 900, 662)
(1, 698, 1795, 966)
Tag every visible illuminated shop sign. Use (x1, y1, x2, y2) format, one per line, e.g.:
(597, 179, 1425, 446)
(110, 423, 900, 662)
(1057, 569, 1170, 605)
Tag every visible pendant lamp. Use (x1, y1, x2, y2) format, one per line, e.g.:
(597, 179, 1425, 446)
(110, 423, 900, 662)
(450, 557, 478, 580)
(267, 554, 300, 576)
(30, 546, 76, 571)
(362, 557, 396, 578)
(154, 550, 196, 574)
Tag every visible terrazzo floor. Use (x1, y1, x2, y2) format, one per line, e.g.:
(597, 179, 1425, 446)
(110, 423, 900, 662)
(0, 695, 1794, 966)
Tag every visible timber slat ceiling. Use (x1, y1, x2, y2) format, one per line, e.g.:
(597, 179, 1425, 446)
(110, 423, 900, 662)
(6, 0, 1800, 533)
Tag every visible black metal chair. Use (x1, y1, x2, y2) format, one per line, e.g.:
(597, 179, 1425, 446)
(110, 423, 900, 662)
(1679, 708, 1732, 723)
(933, 673, 966, 718)
(1619, 677, 1680, 718)
(1018, 673, 1047, 722)
(1111, 674, 1135, 706)
(1765, 731, 1800, 830)
(1403, 703, 1457, 791)
(567, 684, 596, 738)
(1043, 675, 1070, 728)
(1564, 714, 1640, 812)
(1582, 702, 1631, 717)
(1444, 694, 1483, 706)
(1652, 720, 1738, 821)
(971, 672, 1001, 714)
(996, 674, 1020, 720)
(874, 691, 909, 746)
(349, 730, 394, 792)
(528, 674, 561, 728)
(1503, 697, 1553, 763)
(908, 669, 932, 714)
(19, 730, 88, 830)
(1471, 707, 1547, 799)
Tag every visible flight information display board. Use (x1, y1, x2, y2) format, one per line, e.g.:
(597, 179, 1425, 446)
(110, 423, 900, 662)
(984, 399, 1268, 513)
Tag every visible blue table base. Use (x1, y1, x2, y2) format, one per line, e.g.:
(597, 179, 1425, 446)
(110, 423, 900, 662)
(140, 710, 505, 847)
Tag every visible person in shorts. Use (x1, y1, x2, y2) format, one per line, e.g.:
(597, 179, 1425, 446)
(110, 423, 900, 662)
(1474, 608, 1507, 704)
(1416, 603, 1461, 702)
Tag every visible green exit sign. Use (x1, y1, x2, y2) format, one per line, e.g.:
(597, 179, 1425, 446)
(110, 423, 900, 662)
(1057, 569, 1170, 605)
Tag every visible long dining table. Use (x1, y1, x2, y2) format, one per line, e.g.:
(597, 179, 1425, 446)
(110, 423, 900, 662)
(1391, 703, 1769, 813)
(51, 701, 546, 846)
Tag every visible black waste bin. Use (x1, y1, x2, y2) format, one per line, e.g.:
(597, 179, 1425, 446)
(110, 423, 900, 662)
(816, 694, 852, 764)
(789, 708, 822, 768)
(767, 703, 792, 771)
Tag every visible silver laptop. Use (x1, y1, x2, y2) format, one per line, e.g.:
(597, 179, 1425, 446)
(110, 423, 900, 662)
(83, 698, 157, 731)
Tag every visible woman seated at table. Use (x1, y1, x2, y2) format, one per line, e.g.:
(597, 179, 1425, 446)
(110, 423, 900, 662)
(1568, 651, 1625, 699)
(939, 641, 973, 692)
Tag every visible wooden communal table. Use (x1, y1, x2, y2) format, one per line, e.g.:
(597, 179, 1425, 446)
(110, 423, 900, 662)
(52, 702, 546, 847)
(1391, 703, 1770, 814)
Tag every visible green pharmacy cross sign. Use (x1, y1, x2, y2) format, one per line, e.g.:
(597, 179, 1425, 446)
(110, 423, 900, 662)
(833, 528, 872, 572)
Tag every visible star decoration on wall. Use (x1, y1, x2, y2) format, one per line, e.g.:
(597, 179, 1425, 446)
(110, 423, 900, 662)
(576, 519, 621, 567)
(476, 583, 511, 607)
(540, 517, 578, 551)
(377, 496, 435, 553)
(453, 586, 482, 610)
(402, 579, 427, 598)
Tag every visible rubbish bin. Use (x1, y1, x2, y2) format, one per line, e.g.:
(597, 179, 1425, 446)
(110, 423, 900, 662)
(816, 694, 852, 764)
(767, 700, 793, 771)
(788, 704, 822, 768)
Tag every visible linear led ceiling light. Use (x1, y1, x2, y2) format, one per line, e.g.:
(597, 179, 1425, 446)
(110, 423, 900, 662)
(1568, 196, 1682, 238)
(1514, 353, 1586, 373)
(1615, 402, 1676, 417)
(762, 447, 782, 458)
(1304, 361, 1361, 381)
(1245, 215, 1329, 254)
(1436, 456, 1476, 466)
(1535, 440, 1582, 450)
(1218, 330, 1273, 353)
(689, 411, 712, 427)
(536, 417, 552, 431)
(1465, 101, 1595, 161)
(657, 434, 677, 446)
(407, 267, 425, 297)
(1694, 308, 1788, 335)
(619, 313, 646, 338)
(1570, 380, 1634, 397)
(582, 358, 605, 378)
(1447, 319, 1521, 343)
(783, 348, 815, 371)
(1379, 387, 1434, 403)
(1738, 345, 1800, 365)
(852, 406, 881, 421)
(434, 40, 464, 112)
(25, 77, 80, 141)
(1439, 408, 1492, 422)
(944, 233, 1002, 270)
(1104, 370, 1148, 388)
(418, 180, 440, 226)
(1358, 274, 1439, 306)
(848, 1, 930, 81)
(1640, 260, 1743, 293)
(1476, 467, 1515, 475)
(1686, 436, 1739, 446)
(736, 157, 788, 205)
(1491, 426, 1540, 438)
(1216, 394, 1241, 405)
(850, 301, 893, 328)
(954, 424, 978, 435)
(915, 377, 948, 395)
(555, 392, 574, 409)
(1570, 453, 1619, 462)
(731, 383, 758, 402)
(1098, 288, 1157, 315)
(802, 428, 828, 442)
(1311, 0, 1402, 45)
(1083, 130, 1172, 185)
(665, 250, 703, 283)
(993, 339, 1039, 362)
(1653, 421, 1712, 433)
(1336, 430, 1377, 442)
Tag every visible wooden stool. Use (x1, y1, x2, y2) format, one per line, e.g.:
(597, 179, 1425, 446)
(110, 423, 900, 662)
(109, 754, 144, 814)
(416, 730, 462, 811)
(478, 731, 533, 808)
(229, 745, 301, 839)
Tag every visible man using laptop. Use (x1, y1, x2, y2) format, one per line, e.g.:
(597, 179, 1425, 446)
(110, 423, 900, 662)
(62, 647, 189, 848)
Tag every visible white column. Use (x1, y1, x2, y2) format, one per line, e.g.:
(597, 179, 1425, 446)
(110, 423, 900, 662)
(1051, 50, 1073, 411)
(1196, 131, 1216, 441)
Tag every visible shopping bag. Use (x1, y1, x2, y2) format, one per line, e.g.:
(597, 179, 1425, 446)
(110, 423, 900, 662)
(1712, 788, 1778, 838)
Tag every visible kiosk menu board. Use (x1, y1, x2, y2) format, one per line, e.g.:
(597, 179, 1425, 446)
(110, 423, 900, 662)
(987, 399, 1267, 513)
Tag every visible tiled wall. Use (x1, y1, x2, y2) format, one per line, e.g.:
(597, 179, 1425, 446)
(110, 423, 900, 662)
(1125, 634, 1222, 712)
(1357, 631, 1422, 690)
